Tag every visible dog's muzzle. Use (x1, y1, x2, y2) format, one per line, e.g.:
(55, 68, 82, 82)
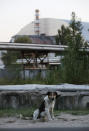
(51, 98, 55, 101)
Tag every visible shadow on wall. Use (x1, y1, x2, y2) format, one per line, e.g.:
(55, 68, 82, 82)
(86, 102, 89, 108)
(79, 96, 89, 109)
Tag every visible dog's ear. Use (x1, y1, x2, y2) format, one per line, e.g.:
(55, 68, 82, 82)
(46, 92, 51, 96)
(54, 92, 57, 96)
(55, 91, 61, 97)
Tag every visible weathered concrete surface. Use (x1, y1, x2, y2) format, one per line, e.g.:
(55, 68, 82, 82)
(0, 84, 89, 91)
(0, 84, 89, 109)
(0, 91, 44, 109)
(0, 113, 89, 128)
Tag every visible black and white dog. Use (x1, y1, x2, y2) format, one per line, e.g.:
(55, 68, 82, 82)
(33, 91, 60, 121)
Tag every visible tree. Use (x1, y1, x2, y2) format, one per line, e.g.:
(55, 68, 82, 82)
(15, 36, 32, 43)
(2, 51, 22, 80)
(2, 36, 32, 81)
(56, 25, 71, 45)
(57, 12, 89, 84)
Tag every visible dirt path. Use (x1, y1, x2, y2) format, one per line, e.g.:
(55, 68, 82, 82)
(0, 113, 89, 128)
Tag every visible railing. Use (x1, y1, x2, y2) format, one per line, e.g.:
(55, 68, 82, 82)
(0, 42, 67, 52)
(0, 42, 89, 53)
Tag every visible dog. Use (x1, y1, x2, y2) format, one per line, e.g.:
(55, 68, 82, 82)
(33, 91, 59, 121)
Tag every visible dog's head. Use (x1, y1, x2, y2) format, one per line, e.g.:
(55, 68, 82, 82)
(47, 91, 60, 101)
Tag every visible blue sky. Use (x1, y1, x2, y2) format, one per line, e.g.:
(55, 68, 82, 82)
(0, 0, 89, 42)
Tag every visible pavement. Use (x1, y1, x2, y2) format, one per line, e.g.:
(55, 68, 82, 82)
(0, 128, 89, 131)
(0, 113, 89, 128)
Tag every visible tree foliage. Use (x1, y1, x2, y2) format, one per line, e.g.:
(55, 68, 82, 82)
(56, 25, 71, 45)
(15, 36, 32, 43)
(57, 12, 89, 84)
(1, 36, 32, 80)
(2, 51, 22, 80)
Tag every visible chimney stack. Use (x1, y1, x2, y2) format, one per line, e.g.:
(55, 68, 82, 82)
(34, 9, 40, 35)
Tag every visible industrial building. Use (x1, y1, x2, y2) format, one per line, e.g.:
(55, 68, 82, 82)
(0, 10, 89, 79)
(11, 9, 89, 43)
(10, 10, 89, 70)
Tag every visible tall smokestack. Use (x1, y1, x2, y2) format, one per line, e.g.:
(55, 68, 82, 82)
(34, 9, 40, 35)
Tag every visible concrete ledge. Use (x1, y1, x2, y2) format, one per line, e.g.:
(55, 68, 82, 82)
(0, 84, 89, 109)
(0, 84, 89, 91)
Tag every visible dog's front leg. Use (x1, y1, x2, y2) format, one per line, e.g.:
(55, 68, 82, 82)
(45, 108, 52, 121)
(51, 108, 55, 120)
(33, 109, 39, 120)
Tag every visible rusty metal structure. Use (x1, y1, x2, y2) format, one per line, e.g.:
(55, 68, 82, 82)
(0, 42, 89, 70)
(0, 42, 62, 70)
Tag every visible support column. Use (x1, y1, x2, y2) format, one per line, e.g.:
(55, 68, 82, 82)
(21, 51, 25, 80)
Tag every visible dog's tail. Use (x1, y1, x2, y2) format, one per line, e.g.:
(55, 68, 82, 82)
(33, 109, 39, 120)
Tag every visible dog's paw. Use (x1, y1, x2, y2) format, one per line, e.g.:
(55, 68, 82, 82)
(48, 118, 52, 121)
(51, 115, 55, 120)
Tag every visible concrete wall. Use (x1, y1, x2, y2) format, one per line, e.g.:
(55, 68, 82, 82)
(21, 69, 47, 79)
(0, 90, 89, 110)
(0, 69, 48, 79)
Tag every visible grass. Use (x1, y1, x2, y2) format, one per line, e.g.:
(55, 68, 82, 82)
(0, 108, 35, 117)
(0, 78, 46, 85)
(0, 69, 62, 85)
(54, 109, 89, 116)
(0, 108, 89, 118)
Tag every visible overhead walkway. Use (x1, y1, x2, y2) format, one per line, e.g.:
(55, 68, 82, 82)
(0, 42, 89, 70)
(0, 42, 89, 53)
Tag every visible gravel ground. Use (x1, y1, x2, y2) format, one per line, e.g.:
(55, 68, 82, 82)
(0, 113, 89, 128)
